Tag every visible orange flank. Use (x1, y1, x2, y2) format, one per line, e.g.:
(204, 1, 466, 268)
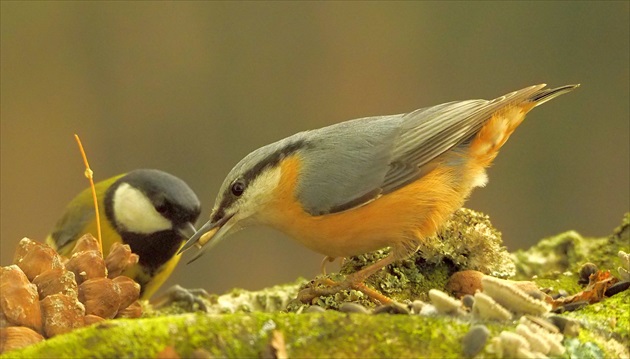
(266, 154, 467, 259)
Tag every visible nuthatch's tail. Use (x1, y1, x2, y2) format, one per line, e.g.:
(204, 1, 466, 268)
(527, 84, 580, 107)
(469, 84, 579, 169)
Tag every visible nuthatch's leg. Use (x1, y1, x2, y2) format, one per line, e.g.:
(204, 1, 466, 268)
(299, 254, 398, 305)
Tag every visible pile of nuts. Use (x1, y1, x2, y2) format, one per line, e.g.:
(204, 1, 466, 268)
(0, 234, 142, 353)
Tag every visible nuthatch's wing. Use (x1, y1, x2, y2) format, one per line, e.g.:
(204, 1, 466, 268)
(296, 84, 546, 216)
(382, 84, 546, 192)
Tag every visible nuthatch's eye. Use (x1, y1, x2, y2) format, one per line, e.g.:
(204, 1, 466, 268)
(231, 180, 245, 196)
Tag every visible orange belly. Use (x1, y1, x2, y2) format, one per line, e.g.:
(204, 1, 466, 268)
(261, 154, 474, 258)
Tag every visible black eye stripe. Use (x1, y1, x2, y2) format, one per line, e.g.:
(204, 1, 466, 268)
(241, 140, 307, 185)
(212, 139, 308, 222)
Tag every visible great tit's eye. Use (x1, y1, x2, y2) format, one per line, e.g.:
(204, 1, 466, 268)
(155, 202, 169, 215)
(231, 180, 245, 196)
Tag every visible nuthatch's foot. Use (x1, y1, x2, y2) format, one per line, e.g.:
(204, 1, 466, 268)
(320, 256, 335, 276)
(320, 256, 347, 276)
(150, 285, 211, 312)
(297, 276, 393, 305)
(302, 251, 399, 304)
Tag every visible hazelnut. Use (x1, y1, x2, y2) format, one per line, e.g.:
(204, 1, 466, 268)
(0, 326, 45, 354)
(446, 270, 484, 298)
(32, 268, 78, 300)
(0, 265, 42, 333)
(40, 293, 85, 337)
(66, 250, 107, 284)
(83, 314, 106, 326)
(11, 238, 37, 262)
(79, 278, 121, 319)
(13, 238, 63, 281)
(106, 242, 139, 278)
(113, 276, 141, 310)
(115, 301, 143, 319)
(70, 233, 102, 256)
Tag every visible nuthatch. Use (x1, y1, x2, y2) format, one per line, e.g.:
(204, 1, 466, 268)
(179, 84, 579, 303)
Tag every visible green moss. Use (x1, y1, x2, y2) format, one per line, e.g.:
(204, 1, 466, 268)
(531, 272, 584, 297)
(564, 290, 630, 344)
(611, 212, 630, 242)
(3, 312, 475, 358)
(513, 213, 630, 280)
(151, 280, 305, 315)
(564, 338, 606, 359)
(426, 208, 515, 278)
(4, 213, 629, 358)
(366, 208, 516, 300)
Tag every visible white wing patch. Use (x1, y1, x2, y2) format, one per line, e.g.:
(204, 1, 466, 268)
(112, 183, 172, 234)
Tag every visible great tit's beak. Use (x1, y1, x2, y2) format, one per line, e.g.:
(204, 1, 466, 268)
(178, 213, 236, 264)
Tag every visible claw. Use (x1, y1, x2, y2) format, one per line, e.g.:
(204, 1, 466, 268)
(320, 256, 336, 276)
(303, 252, 398, 305)
(297, 276, 392, 305)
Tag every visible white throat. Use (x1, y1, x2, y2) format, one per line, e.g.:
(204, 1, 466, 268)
(112, 183, 172, 234)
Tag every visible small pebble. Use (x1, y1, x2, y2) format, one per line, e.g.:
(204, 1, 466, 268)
(461, 295, 474, 310)
(462, 324, 489, 358)
(410, 300, 426, 315)
(419, 304, 438, 317)
(339, 302, 370, 314)
(548, 315, 580, 337)
(373, 302, 410, 315)
(429, 289, 463, 315)
(527, 290, 547, 300)
(578, 263, 598, 285)
(551, 289, 569, 300)
(305, 305, 326, 313)
(604, 281, 630, 297)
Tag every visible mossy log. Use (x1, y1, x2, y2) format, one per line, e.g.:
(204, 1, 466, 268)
(2, 213, 628, 358)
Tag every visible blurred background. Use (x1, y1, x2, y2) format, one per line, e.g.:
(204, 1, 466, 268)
(1, 2, 628, 297)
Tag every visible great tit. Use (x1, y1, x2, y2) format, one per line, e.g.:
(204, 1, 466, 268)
(46, 169, 201, 299)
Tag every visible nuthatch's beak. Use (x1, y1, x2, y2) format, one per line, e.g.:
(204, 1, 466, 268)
(178, 213, 236, 264)
(176, 222, 198, 240)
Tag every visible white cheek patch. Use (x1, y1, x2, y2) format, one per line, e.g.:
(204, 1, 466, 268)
(238, 165, 282, 219)
(112, 183, 172, 234)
